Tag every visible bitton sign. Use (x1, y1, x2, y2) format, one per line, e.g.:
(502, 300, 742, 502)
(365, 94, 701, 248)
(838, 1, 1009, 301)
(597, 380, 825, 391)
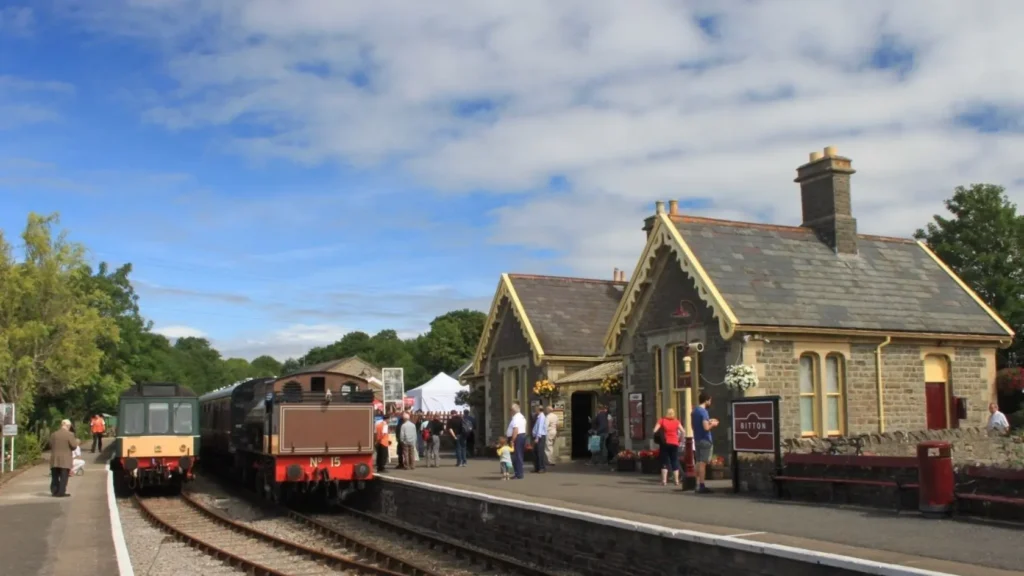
(731, 399, 777, 453)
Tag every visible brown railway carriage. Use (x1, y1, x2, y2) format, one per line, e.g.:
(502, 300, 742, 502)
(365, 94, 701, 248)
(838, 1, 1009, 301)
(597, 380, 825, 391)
(199, 371, 376, 502)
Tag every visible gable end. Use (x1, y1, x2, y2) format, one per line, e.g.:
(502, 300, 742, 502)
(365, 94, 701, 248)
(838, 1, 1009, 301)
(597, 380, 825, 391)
(471, 273, 545, 373)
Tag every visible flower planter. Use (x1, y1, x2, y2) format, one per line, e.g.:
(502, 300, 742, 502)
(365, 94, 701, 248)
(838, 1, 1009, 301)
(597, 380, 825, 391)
(616, 458, 637, 472)
(640, 458, 661, 474)
(708, 466, 728, 480)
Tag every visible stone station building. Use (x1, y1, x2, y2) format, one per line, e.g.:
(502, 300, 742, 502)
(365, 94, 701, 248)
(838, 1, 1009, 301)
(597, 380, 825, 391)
(465, 273, 626, 460)
(604, 146, 1015, 459)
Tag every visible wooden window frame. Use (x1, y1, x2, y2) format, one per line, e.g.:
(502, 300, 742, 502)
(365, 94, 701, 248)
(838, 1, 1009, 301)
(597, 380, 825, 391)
(798, 353, 819, 437)
(824, 354, 847, 437)
(653, 347, 663, 420)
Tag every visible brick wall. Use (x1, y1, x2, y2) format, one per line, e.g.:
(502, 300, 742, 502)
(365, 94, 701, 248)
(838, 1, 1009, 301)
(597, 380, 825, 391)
(748, 339, 995, 438)
(368, 478, 878, 576)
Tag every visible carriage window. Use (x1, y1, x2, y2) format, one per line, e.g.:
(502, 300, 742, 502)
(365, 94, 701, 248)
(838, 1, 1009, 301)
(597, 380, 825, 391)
(148, 403, 170, 434)
(123, 403, 145, 435)
(173, 403, 193, 434)
(311, 377, 326, 393)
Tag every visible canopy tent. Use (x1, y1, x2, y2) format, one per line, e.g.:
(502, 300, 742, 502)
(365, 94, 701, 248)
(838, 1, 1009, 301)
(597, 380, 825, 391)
(404, 372, 468, 413)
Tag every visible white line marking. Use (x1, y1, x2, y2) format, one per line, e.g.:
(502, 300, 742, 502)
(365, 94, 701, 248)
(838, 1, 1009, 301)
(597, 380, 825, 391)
(381, 476, 958, 576)
(107, 469, 135, 576)
(728, 531, 766, 538)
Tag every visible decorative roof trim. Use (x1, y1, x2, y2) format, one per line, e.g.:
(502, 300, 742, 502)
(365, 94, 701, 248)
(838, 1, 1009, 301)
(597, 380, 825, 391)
(735, 324, 1012, 343)
(603, 214, 738, 355)
(915, 241, 1015, 339)
(470, 273, 546, 374)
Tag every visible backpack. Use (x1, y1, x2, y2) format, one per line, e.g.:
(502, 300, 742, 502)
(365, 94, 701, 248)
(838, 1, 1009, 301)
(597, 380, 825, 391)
(463, 417, 473, 434)
(422, 427, 431, 441)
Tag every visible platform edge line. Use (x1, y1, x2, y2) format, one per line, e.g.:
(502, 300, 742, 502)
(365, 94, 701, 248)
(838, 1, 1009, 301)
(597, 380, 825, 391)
(379, 476, 958, 576)
(107, 469, 135, 576)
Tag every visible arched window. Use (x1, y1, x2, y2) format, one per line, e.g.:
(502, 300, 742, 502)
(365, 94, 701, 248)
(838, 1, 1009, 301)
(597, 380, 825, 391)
(798, 354, 817, 436)
(824, 354, 846, 436)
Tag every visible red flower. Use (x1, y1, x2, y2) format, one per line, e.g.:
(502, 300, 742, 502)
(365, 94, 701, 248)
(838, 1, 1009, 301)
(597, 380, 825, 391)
(997, 367, 1024, 395)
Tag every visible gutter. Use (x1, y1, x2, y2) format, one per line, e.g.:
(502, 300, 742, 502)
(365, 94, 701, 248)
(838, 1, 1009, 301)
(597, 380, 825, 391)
(875, 336, 892, 433)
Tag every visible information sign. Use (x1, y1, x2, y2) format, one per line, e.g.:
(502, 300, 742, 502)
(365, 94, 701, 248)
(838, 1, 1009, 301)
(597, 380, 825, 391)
(382, 368, 404, 404)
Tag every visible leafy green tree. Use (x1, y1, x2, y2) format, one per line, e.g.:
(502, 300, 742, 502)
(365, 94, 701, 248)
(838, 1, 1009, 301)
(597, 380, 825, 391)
(416, 309, 486, 375)
(0, 213, 118, 416)
(914, 184, 1024, 365)
(250, 355, 282, 376)
(170, 336, 225, 395)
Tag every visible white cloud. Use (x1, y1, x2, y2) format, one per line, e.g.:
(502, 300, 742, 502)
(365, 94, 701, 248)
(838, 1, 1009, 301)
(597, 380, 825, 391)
(153, 324, 207, 339)
(216, 323, 352, 361)
(60, 1, 1024, 277)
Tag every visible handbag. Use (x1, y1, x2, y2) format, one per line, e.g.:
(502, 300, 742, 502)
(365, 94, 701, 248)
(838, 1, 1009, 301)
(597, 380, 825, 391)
(653, 425, 665, 446)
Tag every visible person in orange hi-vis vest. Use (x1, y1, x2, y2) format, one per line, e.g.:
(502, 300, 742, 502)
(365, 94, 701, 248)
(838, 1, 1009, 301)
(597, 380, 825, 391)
(374, 412, 389, 473)
(90, 414, 106, 453)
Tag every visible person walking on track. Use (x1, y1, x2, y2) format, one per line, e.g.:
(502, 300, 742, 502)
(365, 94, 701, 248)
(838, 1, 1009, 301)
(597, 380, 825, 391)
(506, 403, 527, 479)
(90, 414, 106, 453)
(49, 419, 79, 497)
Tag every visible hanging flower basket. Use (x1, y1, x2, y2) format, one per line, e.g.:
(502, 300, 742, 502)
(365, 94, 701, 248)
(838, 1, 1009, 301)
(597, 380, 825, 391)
(599, 373, 622, 396)
(724, 364, 759, 392)
(616, 450, 637, 472)
(533, 379, 558, 402)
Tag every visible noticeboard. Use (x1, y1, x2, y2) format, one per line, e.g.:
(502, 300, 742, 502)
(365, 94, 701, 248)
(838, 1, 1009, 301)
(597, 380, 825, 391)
(2, 425, 16, 437)
(730, 397, 779, 453)
(628, 393, 644, 441)
(0, 403, 14, 431)
(381, 368, 404, 404)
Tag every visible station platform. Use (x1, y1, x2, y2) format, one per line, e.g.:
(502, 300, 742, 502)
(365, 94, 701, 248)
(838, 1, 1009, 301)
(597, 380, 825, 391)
(390, 457, 1022, 576)
(0, 446, 127, 576)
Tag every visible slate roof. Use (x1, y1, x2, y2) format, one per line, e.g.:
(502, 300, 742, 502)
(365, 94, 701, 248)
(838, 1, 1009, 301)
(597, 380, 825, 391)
(555, 361, 623, 384)
(672, 216, 1009, 336)
(449, 361, 473, 380)
(508, 274, 627, 356)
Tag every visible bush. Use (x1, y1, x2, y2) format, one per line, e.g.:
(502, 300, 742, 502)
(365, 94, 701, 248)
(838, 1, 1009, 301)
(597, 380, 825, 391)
(13, 433, 42, 468)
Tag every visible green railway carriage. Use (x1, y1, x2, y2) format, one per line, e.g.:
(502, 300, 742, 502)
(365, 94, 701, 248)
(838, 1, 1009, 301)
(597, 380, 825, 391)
(110, 382, 199, 492)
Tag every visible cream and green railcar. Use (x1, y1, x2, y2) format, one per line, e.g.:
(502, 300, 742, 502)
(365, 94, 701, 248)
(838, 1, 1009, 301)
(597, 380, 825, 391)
(110, 382, 199, 492)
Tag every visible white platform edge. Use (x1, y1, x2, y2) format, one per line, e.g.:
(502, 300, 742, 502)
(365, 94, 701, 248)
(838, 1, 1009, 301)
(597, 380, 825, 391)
(107, 469, 135, 576)
(380, 475, 957, 576)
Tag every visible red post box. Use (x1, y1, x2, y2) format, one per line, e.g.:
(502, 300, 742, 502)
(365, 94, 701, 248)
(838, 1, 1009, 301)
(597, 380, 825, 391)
(917, 440, 954, 517)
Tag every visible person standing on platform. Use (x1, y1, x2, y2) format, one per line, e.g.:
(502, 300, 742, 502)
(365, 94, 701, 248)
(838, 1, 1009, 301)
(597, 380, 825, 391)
(427, 413, 445, 467)
(89, 414, 106, 453)
(49, 419, 79, 497)
(447, 410, 467, 467)
(506, 403, 527, 479)
(987, 402, 1010, 435)
(462, 409, 476, 458)
(592, 404, 610, 465)
(415, 411, 427, 458)
(398, 412, 417, 470)
(374, 411, 389, 473)
(691, 393, 719, 494)
(544, 406, 558, 466)
(653, 408, 684, 487)
(531, 405, 547, 473)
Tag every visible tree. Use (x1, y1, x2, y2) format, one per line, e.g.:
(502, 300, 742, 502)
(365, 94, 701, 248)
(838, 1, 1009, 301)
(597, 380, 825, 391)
(415, 309, 486, 375)
(0, 213, 118, 416)
(914, 184, 1024, 366)
(250, 355, 282, 376)
(170, 336, 225, 395)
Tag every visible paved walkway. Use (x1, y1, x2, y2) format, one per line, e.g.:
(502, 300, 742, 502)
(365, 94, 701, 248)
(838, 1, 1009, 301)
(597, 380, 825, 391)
(392, 457, 1022, 576)
(0, 447, 122, 576)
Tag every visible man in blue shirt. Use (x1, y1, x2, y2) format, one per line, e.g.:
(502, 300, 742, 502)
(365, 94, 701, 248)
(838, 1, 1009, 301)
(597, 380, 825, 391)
(532, 405, 547, 472)
(691, 392, 719, 494)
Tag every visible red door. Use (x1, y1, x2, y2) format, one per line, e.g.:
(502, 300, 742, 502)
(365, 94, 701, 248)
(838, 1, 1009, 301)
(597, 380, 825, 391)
(925, 382, 948, 429)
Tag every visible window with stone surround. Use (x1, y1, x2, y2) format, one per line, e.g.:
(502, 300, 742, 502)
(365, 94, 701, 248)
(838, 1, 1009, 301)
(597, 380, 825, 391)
(798, 355, 817, 435)
(653, 347, 663, 420)
(824, 354, 846, 436)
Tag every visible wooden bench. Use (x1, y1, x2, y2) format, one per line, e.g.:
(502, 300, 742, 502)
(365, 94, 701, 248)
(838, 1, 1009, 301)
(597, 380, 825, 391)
(771, 474, 919, 512)
(954, 492, 1024, 507)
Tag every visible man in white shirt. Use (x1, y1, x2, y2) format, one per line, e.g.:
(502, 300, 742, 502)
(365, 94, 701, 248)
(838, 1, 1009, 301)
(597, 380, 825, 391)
(506, 403, 527, 479)
(987, 402, 1010, 435)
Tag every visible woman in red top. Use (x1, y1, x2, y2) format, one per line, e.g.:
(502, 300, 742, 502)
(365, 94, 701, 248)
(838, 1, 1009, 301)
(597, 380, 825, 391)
(652, 408, 684, 486)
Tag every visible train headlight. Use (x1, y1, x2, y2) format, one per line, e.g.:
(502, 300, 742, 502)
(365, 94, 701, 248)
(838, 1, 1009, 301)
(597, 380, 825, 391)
(286, 465, 303, 481)
(353, 463, 371, 480)
(128, 445, 136, 454)
(179, 444, 187, 453)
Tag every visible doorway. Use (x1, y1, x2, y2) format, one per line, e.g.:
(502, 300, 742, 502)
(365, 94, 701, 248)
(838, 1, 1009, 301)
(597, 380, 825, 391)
(571, 391, 596, 459)
(924, 355, 952, 430)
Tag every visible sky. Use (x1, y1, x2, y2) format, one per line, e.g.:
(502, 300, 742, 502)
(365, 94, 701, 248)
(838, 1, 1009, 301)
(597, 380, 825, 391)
(2, 1, 1024, 362)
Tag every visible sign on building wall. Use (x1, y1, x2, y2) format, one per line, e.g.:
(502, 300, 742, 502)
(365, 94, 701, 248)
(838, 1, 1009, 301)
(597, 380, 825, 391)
(628, 393, 644, 441)
(381, 368, 404, 404)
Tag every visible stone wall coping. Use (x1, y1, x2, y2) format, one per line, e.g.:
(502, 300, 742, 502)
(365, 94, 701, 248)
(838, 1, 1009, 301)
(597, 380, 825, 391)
(379, 475, 955, 576)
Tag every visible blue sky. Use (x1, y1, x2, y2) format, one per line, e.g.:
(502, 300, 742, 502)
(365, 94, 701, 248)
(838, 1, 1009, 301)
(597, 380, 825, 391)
(2, 2, 1023, 360)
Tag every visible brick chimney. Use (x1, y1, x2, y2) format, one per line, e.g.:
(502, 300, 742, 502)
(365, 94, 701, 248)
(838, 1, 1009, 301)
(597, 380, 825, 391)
(642, 201, 667, 239)
(795, 146, 858, 255)
(613, 267, 619, 281)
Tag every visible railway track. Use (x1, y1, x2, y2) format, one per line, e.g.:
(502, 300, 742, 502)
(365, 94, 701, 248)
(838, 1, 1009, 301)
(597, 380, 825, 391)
(134, 491, 436, 576)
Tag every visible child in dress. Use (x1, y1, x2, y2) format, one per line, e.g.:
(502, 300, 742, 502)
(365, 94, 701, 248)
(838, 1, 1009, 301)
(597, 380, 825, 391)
(496, 437, 513, 480)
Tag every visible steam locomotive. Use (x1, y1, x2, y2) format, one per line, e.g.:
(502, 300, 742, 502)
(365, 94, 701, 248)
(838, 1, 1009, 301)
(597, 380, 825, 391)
(198, 371, 376, 503)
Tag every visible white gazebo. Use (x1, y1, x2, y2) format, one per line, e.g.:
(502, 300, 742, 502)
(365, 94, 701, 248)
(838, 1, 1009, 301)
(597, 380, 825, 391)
(405, 372, 468, 413)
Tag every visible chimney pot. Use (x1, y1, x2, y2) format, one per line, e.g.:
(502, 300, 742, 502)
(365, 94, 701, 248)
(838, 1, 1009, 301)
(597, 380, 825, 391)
(619, 270, 627, 282)
(613, 267, 619, 281)
(823, 146, 837, 157)
(809, 151, 824, 162)
(655, 201, 665, 214)
(668, 200, 679, 215)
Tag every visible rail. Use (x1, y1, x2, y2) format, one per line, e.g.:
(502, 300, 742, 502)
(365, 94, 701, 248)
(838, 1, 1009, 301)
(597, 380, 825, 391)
(134, 491, 424, 576)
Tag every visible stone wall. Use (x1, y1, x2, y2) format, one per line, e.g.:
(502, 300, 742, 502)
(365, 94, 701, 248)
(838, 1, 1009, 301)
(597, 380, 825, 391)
(746, 339, 995, 438)
(483, 300, 540, 445)
(368, 478, 878, 576)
